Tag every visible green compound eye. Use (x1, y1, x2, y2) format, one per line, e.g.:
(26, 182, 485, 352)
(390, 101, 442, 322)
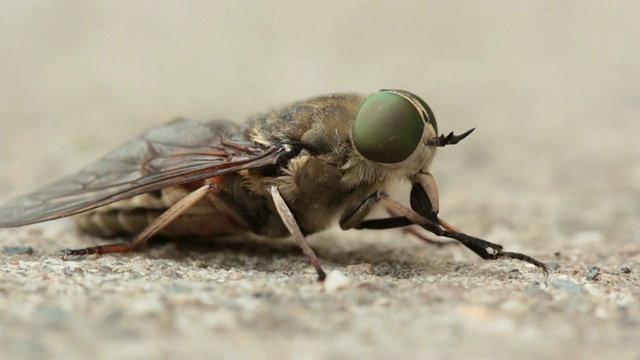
(386, 89, 438, 134)
(353, 90, 433, 164)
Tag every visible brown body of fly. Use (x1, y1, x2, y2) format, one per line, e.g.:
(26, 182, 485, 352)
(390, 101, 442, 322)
(0, 91, 548, 280)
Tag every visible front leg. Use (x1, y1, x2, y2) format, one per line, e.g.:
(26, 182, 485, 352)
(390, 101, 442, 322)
(338, 190, 399, 230)
(339, 192, 455, 246)
(340, 173, 440, 232)
(380, 189, 549, 274)
(344, 171, 441, 230)
(349, 172, 548, 274)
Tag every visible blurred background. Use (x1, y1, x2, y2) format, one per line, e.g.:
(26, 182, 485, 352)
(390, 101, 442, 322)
(0, 2, 639, 359)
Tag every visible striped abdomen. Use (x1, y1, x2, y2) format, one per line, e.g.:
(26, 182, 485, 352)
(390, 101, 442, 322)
(74, 183, 251, 238)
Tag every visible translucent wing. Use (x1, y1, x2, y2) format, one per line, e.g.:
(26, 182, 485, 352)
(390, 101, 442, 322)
(0, 119, 282, 227)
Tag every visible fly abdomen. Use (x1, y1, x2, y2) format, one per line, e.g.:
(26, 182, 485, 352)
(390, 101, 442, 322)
(75, 207, 163, 237)
(74, 185, 252, 238)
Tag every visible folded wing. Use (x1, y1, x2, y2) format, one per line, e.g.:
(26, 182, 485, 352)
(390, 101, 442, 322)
(0, 119, 281, 227)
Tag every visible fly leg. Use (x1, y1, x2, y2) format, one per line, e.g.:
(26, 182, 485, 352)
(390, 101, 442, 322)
(339, 190, 389, 230)
(378, 191, 548, 274)
(268, 185, 326, 281)
(351, 173, 548, 274)
(339, 194, 455, 247)
(385, 207, 458, 247)
(61, 184, 217, 259)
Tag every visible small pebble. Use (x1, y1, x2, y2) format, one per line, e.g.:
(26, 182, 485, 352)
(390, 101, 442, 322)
(618, 266, 632, 274)
(324, 270, 352, 292)
(345, 263, 374, 274)
(586, 266, 601, 281)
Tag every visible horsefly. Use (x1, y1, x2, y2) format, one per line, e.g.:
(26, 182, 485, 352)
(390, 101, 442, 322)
(0, 90, 547, 280)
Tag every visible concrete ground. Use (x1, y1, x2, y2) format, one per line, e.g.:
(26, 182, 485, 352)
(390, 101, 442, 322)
(1, 2, 639, 359)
